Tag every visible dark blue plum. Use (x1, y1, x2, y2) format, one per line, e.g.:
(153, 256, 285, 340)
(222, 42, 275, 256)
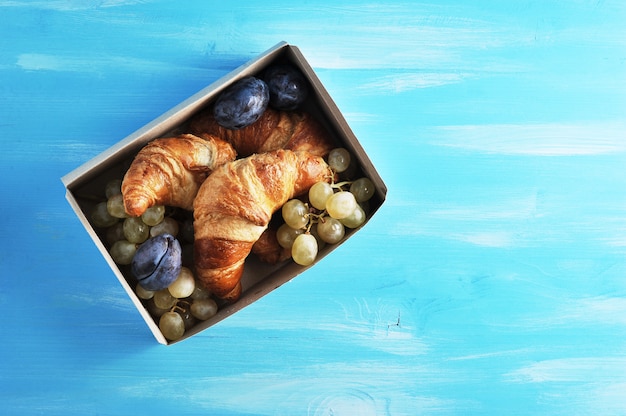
(131, 233, 182, 291)
(213, 76, 269, 130)
(263, 64, 309, 110)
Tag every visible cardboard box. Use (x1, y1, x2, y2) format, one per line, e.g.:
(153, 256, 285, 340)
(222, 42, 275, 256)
(62, 41, 387, 345)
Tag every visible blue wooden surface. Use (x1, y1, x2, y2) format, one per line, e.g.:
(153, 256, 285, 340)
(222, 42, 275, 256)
(2, 1, 625, 415)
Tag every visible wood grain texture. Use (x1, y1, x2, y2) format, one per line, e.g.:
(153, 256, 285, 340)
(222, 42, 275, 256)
(1, 0, 625, 415)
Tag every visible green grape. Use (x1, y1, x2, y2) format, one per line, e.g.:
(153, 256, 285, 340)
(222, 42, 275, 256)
(176, 304, 197, 330)
(291, 233, 318, 266)
(147, 299, 169, 318)
(190, 283, 211, 300)
(107, 194, 128, 219)
(276, 223, 304, 249)
(359, 199, 370, 215)
(309, 181, 334, 210)
(123, 217, 150, 244)
(337, 158, 357, 180)
(350, 177, 375, 202)
(149, 217, 179, 238)
(105, 179, 122, 198)
(91, 202, 118, 228)
(153, 289, 177, 309)
(159, 311, 185, 341)
(168, 267, 195, 298)
(135, 283, 155, 300)
(105, 222, 125, 245)
(328, 148, 351, 173)
(316, 217, 345, 244)
(308, 224, 326, 251)
(282, 199, 309, 229)
(190, 298, 218, 320)
(109, 239, 137, 265)
(141, 205, 165, 226)
(340, 204, 366, 228)
(326, 191, 357, 219)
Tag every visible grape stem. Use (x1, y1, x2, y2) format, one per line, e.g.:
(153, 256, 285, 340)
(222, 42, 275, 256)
(171, 299, 191, 314)
(304, 211, 326, 233)
(331, 180, 353, 191)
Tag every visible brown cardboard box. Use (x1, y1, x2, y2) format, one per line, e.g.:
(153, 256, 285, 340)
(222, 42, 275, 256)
(62, 42, 387, 344)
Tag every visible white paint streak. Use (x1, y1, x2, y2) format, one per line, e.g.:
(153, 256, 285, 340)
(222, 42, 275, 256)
(52, 141, 109, 162)
(585, 382, 626, 414)
(332, 298, 427, 356)
(6, 139, 108, 162)
(525, 296, 626, 327)
(505, 357, 626, 383)
(341, 112, 384, 124)
(119, 363, 465, 416)
(227, 298, 428, 357)
(294, 28, 509, 71)
(392, 193, 543, 247)
(16, 54, 65, 71)
(427, 195, 541, 221)
(16, 53, 178, 73)
(505, 357, 626, 413)
(60, 287, 134, 311)
(0, 0, 146, 10)
(433, 122, 626, 156)
(603, 233, 626, 247)
(448, 348, 536, 362)
(448, 231, 515, 247)
(358, 72, 471, 93)
(156, 3, 536, 72)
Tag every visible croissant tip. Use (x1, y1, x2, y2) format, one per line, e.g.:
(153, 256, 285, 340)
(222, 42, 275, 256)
(123, 197, 148, 217)
(217, 283, 242, 303)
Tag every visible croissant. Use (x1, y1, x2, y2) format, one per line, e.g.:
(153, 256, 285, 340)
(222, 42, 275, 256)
(122, 133, 237, 217)
(193, 149, 333, 302)
(188, 106, 335, 158)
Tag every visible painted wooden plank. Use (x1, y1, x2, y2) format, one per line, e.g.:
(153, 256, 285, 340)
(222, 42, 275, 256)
(1, 0, 625, 415)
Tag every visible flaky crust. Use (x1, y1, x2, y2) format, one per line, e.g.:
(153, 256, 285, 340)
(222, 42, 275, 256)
(193, 149, 332, 302)
(188, 106, 335, 158)
(121, 133, 237, 217)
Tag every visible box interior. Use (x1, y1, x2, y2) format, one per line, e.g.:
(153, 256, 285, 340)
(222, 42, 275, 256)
(62, 42, 387, 344)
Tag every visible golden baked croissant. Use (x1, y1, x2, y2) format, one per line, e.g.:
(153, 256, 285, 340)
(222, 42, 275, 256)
(193, 149, 333, 302)
(122, 133, 237, 217)
(188, 106, 335, 158)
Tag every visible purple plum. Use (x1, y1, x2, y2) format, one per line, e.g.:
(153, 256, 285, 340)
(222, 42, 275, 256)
(213, 76, 269, 130)
(263, 64, 309, 110)
(131, 233, 182, 291)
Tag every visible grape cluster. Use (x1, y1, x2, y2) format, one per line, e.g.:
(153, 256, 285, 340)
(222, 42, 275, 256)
(90, 179, 217, 342)
(278, 148, 376, 266)
(139, 268, 217, 342)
